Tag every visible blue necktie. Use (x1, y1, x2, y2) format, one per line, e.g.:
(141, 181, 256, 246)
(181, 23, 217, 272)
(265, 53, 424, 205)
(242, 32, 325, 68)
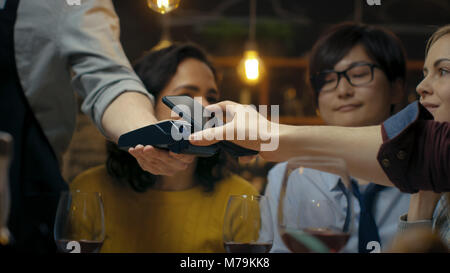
(338, 180, 385, 253)
(352, 181, 385, 253)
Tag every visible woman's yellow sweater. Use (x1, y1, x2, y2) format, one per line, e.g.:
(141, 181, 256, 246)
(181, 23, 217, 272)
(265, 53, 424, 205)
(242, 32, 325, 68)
(70, 165, 259, 253)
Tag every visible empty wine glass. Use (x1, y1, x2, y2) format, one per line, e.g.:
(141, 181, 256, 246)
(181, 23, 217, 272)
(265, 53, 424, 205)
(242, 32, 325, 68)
(223, 195, 273, 253)
(278, 156, 354, 253)
(54, 191, 105, 253)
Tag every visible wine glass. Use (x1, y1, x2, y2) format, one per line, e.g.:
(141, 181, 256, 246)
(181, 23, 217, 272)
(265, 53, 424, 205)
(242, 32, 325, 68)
(278, 156, 354, 253)
(54, 191, 105, 253)
(223, 195, 273, 253)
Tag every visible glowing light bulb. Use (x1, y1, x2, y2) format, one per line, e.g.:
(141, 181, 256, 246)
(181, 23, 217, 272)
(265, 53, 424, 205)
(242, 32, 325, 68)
(245, 58, 259, 81)
(147, 0, 180, 14)
(238, 50, 264, 85)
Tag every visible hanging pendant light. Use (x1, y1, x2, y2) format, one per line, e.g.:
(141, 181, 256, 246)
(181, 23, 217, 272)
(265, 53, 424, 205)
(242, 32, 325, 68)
(237, 0, 264, 85)
(238, 41, 265, 85)
(147, 0, 178, 51)
(147, 0, 180, 14)
(151, 15, 173, 51)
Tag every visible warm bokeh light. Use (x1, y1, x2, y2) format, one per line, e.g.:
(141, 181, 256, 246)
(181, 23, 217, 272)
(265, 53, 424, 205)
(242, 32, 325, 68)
(147, 0, 180, 14)
(245, 58, 259, 81)
(151, 38, 172, 51)
(238, 50, 264, 85)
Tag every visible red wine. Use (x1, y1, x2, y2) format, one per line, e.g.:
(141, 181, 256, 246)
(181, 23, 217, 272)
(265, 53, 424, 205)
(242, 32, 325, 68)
(281, 233, 311, 253)
(224, 242, 272, 253)
(56, 239, 103, 253)
(304, 228, 350, 252)
(281, 228, 350, 253)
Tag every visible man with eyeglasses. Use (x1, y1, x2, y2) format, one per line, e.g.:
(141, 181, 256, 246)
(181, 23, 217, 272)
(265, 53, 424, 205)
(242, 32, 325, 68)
(251, 22, 411, 253)
(312, 62, 381, 94)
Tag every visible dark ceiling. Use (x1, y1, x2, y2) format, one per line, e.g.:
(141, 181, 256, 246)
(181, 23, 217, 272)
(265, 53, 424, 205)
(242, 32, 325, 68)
(113, 0, 450, 61)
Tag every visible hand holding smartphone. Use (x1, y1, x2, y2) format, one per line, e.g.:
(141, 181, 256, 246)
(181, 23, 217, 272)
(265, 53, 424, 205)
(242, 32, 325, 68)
(162, 95, 259, 157)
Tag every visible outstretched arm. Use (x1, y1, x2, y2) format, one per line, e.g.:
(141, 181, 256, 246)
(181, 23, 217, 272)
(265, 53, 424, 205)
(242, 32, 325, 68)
(188, 101, 392, 186)
(189, 101, 449, 192)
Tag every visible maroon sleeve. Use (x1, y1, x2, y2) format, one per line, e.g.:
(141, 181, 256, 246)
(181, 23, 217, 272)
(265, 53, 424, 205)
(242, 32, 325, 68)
(377, 120, 450, 193)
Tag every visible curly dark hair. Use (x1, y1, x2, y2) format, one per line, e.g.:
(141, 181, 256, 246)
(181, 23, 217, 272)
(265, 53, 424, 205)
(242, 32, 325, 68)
(106, 43, 237, 193)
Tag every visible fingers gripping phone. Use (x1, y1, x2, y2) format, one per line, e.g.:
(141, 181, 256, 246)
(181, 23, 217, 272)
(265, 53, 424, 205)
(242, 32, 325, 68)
(162, 96, 259, 157)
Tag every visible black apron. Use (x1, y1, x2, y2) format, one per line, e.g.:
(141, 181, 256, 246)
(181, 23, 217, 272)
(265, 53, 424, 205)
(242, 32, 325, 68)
(0, 0, 68, 253)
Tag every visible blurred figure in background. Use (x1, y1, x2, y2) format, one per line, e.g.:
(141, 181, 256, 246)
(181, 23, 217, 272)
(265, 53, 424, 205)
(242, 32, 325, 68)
(263, 22, 411, 253)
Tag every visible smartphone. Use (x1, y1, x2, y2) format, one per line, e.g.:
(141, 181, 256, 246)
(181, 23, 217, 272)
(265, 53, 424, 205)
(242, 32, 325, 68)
(162, 95, 259, 157)
(162, 95, 210, 132)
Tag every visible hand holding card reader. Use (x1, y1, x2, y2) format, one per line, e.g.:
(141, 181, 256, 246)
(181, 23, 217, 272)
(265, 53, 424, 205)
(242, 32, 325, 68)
(118, 119, 219, 157)
(117, 96, 258, 157)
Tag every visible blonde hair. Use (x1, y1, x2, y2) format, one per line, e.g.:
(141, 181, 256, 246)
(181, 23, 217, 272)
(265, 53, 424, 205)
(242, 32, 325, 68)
(424, 25, 450, 223)
(425, 25, 450, 57)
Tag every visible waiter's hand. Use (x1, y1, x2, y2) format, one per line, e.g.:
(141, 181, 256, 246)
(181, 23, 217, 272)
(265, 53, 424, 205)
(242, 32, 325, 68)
(102, 92, 196, 176)
(128, 145, 195, 176)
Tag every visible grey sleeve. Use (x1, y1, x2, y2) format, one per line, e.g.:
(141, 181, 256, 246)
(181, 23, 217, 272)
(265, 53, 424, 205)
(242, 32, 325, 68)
(397, 214, 433, 234)
(59, 0, 154, 136)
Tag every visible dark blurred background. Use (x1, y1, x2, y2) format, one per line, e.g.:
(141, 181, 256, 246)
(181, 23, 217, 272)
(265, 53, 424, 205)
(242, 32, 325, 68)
(114, 0, 449, 60)
(113, 0, 449, 114)
(63, 0, 450, 192)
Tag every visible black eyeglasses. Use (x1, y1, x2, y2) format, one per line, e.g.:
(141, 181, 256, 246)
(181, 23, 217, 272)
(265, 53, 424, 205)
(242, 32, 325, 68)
(311, 62, 381, 93)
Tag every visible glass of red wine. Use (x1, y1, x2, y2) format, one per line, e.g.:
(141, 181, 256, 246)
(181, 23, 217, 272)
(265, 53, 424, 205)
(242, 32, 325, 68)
(223, 195, 273, 253)
(54, 191, 105, 253)
(278, 156, 354, 253)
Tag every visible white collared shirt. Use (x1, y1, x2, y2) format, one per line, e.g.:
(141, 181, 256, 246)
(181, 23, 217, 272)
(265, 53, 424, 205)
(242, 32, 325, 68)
(264, 162, 410, 253)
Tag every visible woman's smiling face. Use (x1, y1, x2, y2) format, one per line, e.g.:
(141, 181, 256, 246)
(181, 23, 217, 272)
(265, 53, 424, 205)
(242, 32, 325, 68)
(155, 58, 219, 121)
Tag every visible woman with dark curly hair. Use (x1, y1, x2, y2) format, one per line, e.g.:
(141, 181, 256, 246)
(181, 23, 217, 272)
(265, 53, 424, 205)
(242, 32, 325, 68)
(70, 44, 258, 253)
